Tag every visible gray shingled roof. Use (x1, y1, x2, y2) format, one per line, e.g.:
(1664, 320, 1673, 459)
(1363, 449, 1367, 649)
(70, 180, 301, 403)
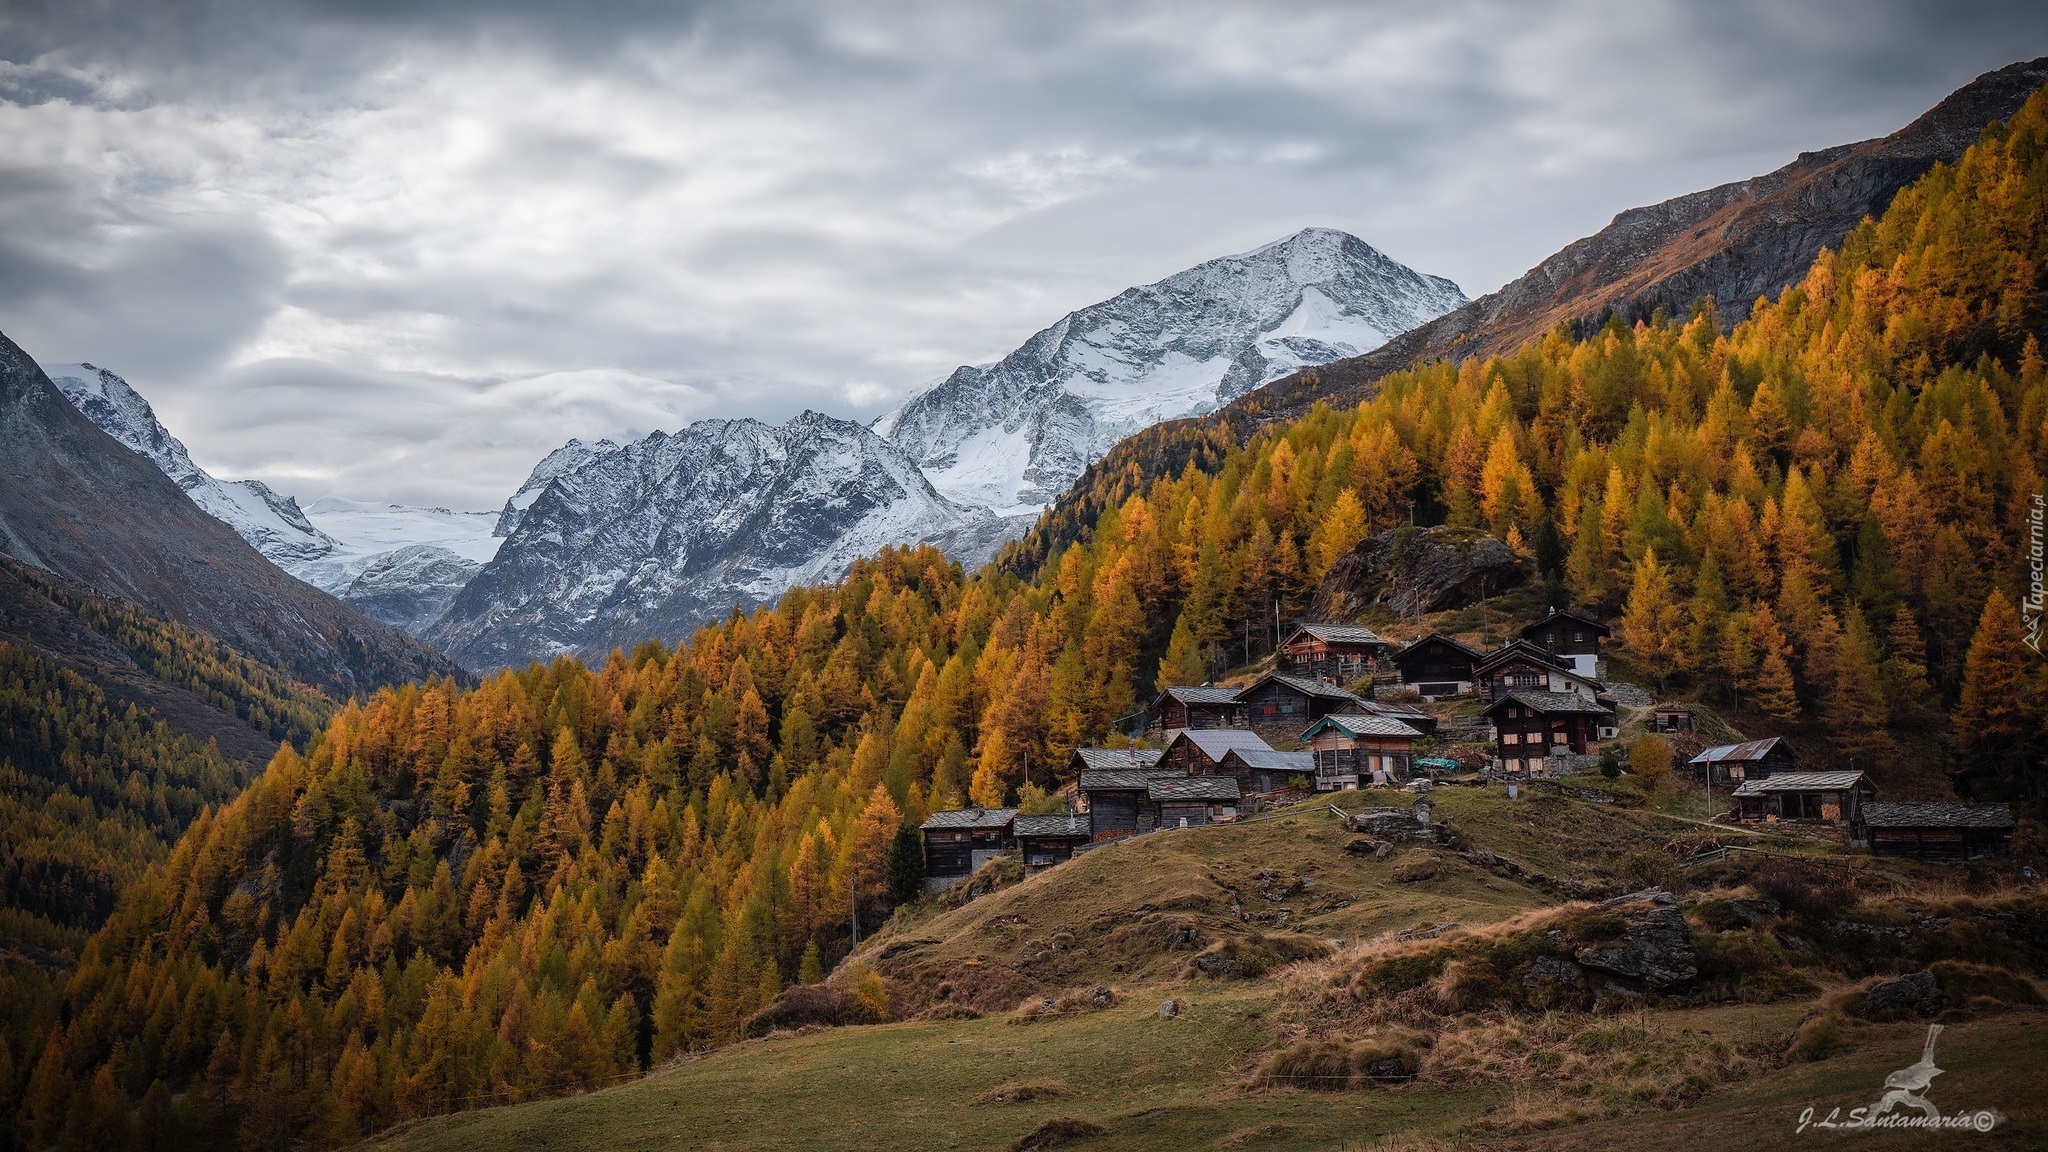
(1358, 699, 1433, 723)
(1156, 685, 1243, 705)
(1306, 712, 1423, 739)
(920, 807, 1018, 830)
(1689, 737, 1785, 764)
(1072, 747, 1166, 771)
(1482, 689, 1612, 716)
(1731, 771, 1869, 795)
(1168, 728, 1273, 760)
(1860, 802, 2015, 829)
(1520, 608, 1610, 637)
(1222, 748, 1314, 772)
(1013, 812, 1092, 838)
(1258, 673, 1368, 703)
(1291, 623, 1389, 646)
(1392, 633, 1487, 662)
(1148, 776, 1242, 801)
(1474, 640, 1573, 675)
(1078, 769, 1163, 792)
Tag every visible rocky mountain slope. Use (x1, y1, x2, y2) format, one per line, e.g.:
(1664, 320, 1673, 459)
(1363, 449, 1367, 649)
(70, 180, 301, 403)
(427, 411, 988, 670)
(1013, 56, 2048, 573)
(879, 227, 1464, 513)
(0, 331, 463, 694)
(39, 360, 502, 635)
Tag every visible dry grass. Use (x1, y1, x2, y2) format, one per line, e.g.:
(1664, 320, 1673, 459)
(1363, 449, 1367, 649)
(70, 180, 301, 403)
(1005, 1116, 1108, 1150)
(975, 1080, 1069, 1105)
(1008, 984, 1121, 1023)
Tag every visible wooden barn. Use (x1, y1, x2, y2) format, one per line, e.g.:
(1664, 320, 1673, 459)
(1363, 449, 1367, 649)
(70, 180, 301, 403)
(1389, 634, 1485, 698)
(1013, 812, 1094, 872)
(1730, 770, 1872, 824)
(1147, 775, 1242, 827)
(1302, 712, 1423, 790)
(1160, 728, 1273, 776)
(1653, 705, 1695, 732)
(1853, 802, 2016, 861)
(919, 807, 1016, 891)
(1238, 672, 1368, 732)
(1483, 690, 1610, 775)
(1067, 746, 1165, 778)
(1218, 747, 1315, 794)
(1077, 770, 1159, 839)
(1278, 623, 1391, 681)
(1148, 684, 1246, 731)
(1686, 737, 1795, 785)
(1519, 608, 1610, 678)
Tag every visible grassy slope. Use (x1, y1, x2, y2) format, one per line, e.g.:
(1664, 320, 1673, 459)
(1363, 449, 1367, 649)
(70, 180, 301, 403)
(354, 793, 2042, 1152)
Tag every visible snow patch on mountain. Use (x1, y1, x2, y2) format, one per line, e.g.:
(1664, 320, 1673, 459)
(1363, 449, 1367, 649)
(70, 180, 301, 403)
(496, 437, 621, 536)
(883, 227, 1465, 512)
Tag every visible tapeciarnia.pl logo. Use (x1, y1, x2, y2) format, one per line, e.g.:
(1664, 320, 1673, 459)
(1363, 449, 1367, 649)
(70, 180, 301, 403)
(1795, 1024, 2001, 1134)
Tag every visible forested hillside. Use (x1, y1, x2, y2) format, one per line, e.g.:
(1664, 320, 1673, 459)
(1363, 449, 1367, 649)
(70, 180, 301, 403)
(9, 79, 2048, 1152)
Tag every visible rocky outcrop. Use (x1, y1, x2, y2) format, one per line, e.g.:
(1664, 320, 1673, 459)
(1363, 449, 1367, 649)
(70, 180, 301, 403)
(1574, 889, 1700, 992)
(1309, 526, 1525, 618)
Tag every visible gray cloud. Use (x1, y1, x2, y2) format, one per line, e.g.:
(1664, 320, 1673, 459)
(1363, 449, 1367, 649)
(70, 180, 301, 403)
(1, 0, 2045, 508)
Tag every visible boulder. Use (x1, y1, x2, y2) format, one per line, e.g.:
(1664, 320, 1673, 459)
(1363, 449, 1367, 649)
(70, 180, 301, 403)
(1848, 971, 1946, 1021)
(1310, 525, 1526, 619)
(1393, 855, 1441, 883)
(1572, 889, 1699, 991)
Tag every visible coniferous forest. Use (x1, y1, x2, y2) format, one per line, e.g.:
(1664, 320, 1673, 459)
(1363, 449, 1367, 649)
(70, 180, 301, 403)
(5, 74, 2048, 1152)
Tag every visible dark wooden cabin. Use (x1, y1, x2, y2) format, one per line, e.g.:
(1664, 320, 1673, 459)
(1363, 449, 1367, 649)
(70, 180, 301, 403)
(1686, 737, 1795, 785)
(1278, 624, 1391, 681)
(1652, 705, 1694, 732)
(1520, 608, 1610, 678)
(1077, 770, 1160, 839)
(919, 807, 1016, 891)
(1730, 770, 1872, 824)
(1389, 634, 1485, 698)
(1147, 775, 1241, 827)
(1160, 728, 1272, 776)
(1237, 673, 1368, 732)
(1482, 690, 1609, 775)
(1013, 812, 1094, 872)
(1853, 802, 2015, 861)
(1302, 712, 1423, 790)
(1149, 685, 1246, 731)
(1067, 746, 1165, 780)
(1218, 747, 1315, 794)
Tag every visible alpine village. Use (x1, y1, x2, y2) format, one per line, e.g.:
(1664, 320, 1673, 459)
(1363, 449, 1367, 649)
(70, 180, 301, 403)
(7, 48, 2048, 1152)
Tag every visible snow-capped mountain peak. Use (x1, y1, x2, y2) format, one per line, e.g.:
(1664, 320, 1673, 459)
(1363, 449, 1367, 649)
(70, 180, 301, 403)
(883, 227, 1465, 512)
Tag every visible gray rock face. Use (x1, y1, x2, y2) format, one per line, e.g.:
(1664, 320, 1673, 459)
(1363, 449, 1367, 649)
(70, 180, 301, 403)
(1574, 889, 1699, 991)
(428, 411, 988, 671)
(880, 228, 1464, 512)
(1310, 526, 1526, 619)
(1849, 971, 1946, 1021)
(341, 545, 485, 636)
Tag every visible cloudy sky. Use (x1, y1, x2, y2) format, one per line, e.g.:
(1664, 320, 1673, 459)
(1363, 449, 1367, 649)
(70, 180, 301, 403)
(1, 0, 2043, 508)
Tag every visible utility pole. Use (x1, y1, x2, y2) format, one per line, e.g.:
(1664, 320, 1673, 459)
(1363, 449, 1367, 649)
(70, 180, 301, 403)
(849, 860, 860, 950)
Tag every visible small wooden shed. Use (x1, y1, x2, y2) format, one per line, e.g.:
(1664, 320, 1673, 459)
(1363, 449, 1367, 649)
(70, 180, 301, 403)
(1147, 775, 1241, 827)
(1687, 737, 1796, 785)
(1730, 770, 1872, 824)
(1302, 712, 1423, 790)
(1854, 802, 2015, 861)
(919, 807, 1017, 891)
(1218, 747, 1315, 794)
(1013, 812, 1094, 872)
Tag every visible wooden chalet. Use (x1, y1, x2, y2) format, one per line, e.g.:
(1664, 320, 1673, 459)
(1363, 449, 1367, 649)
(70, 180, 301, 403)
(1067, 746, 1165, 779)
(1483, 690, 1610, 776)
(1148, 775, 1241, 827)
(1218, 747, 1315, 794)
(1077, 770, 1162, 839)
(1238, 672, 1368, 732)
(1279, 623, 1391, 681)
(919, 807, 1017, 891)
(1013, 812, 1094, 872)
(1149, 684, 1246, 731)
(1475, 640, 1602, 702)
(1390, 633, 1485, 698)
(1302, 712, 1423, 790)
(1730, 770, 1872, 824)
(1686, 737, 1795, 785)
(1520, 608, 1610, 678)
(1161, 728, 1273, 776)
(1853, 802, 2015, 861)
(1652, 705, 1695, 733)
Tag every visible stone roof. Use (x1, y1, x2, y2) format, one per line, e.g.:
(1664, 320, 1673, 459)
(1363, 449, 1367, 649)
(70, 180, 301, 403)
(1072, 747, 1166, 771)
(1305, 712, 1423, 739)
(1288, 623, 1389, 646)
(1167, 728, 1273, 760)
(1689, 737, 1785, 764)
(1148, 776, 1242, 801)
(1012, 812, 1092, 838)
(1482, 689, 1612, 716)
(1520, 608, 1611, 637)
(1155, 685, 1243, 705)
(1731, 770, 1869, 795)
(1220, 748, 1314, 772)
(920, 807, 1017, 831)
(1391, 633, 1487, 663)
(1474, 640, 1573, 675)
(1078, 769, 1163, 792)
(1253, 673, 1368, 703)
(1860, 802, 2015, 829)
(1358, 699, 1433, 723)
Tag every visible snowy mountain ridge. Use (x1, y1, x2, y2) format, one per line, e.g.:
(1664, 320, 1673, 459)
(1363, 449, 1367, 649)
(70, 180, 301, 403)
(878, 227, 1466, 512)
